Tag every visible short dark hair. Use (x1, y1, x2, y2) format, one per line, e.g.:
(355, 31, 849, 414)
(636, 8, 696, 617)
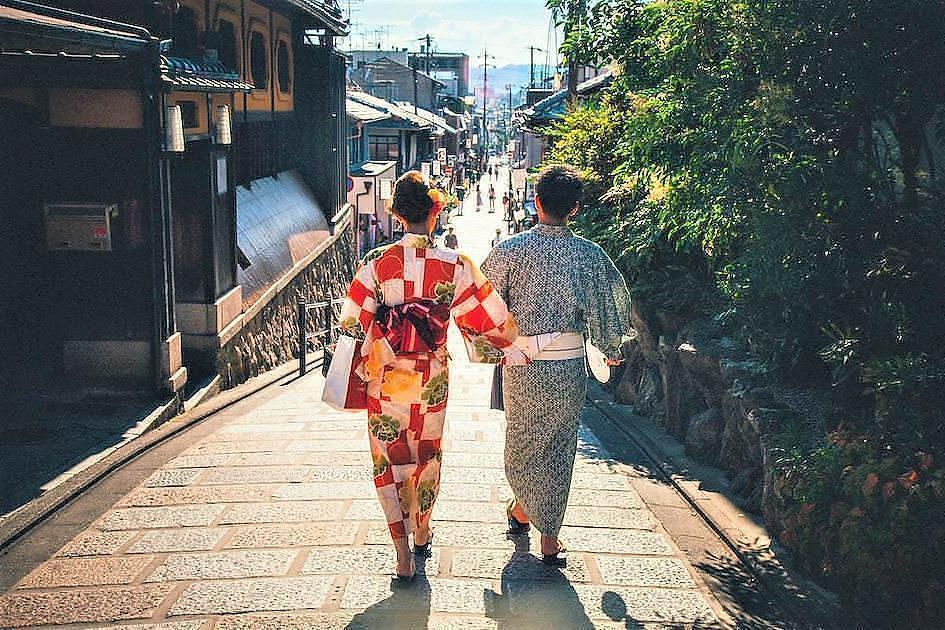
(391, 171, 434, 223)
(535, 165, 584, 220)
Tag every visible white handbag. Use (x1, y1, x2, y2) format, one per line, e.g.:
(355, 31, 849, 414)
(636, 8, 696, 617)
(321, 335, 368, 412)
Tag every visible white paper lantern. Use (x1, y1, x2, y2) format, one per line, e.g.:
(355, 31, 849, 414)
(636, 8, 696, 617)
(215, 105, 232, 146)
(165, 105, 185, 153)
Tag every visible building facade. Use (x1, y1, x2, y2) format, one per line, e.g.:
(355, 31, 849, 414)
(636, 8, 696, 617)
(0, 0, 349, 395)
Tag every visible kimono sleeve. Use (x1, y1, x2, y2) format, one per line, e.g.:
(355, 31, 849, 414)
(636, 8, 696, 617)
(451, 254, 529, 365)
(586, 247, 633, 360)
(338, 261, 378, 341)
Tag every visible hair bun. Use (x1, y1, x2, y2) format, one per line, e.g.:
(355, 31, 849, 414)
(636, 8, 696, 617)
(391, 171, 435, 223)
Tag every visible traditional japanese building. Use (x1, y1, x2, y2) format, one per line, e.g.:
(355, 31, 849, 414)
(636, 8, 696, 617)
(0, 0, 349, 396)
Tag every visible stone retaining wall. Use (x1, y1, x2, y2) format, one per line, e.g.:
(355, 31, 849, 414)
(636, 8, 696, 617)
(217, 217, 357, 389)
(611, 299, 830, 527)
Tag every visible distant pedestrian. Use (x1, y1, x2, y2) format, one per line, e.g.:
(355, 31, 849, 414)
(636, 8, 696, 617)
(488, 185, 496, 213)
(445, 226, 459, 249)
(502, 193, 510, 218)
(476, 188, 483, 212)
(488, 165, 493, 179)
(491, 228, 503, 248)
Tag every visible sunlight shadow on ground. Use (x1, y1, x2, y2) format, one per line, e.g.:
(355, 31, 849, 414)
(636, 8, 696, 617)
(345, 556, 434, 629)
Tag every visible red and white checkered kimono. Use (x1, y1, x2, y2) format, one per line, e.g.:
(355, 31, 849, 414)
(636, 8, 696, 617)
(339, 233, 528, 540)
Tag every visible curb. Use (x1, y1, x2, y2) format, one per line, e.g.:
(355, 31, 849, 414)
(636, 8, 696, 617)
(0, 356, 321, 554)
(587, 384, 841, 630)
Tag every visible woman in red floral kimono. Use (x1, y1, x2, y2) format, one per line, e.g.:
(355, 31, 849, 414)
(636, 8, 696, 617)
(338, 171, 528, 580)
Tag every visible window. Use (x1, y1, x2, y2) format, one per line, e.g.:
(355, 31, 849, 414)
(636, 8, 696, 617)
(172, 6, 199, 57)
(369, 135, 400, 162)
(178, 101, 199, 129)
(277, 40, 292, 94)
(249, 31, 268, 90)
(217, 19, 238, 71)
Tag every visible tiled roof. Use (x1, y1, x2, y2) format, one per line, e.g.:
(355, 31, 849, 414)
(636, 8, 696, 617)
(347, 90, 432, 130)
(284, 0, 348, 35)
(161, 56, 253, 93)
(346, 97, 391, 123)
(0, 1, 152, 55)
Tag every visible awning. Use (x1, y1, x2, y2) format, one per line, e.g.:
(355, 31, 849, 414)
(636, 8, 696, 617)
(346, 97, 390, 124)
(0, 1, 153, 56)
(161, 56, 253, 93)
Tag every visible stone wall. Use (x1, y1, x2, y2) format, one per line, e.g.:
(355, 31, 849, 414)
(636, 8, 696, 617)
(217, 218, 357, 389)
(611, 298, 830, 524)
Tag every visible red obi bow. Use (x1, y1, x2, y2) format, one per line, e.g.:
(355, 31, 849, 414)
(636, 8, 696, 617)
(376, 300, 451, 354)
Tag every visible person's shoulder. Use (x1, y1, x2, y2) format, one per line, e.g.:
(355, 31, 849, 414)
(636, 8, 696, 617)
(361, 243, 396, 265)
(428, 245, 462, 264)
(569, 233, 608, 255)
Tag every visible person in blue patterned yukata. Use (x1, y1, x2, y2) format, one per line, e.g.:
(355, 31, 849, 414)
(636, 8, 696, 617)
(481, 165, 633, 566)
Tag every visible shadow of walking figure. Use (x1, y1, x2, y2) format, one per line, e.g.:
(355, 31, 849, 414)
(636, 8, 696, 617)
(484, 535, 597, 629)
(345, 556, 433, 630)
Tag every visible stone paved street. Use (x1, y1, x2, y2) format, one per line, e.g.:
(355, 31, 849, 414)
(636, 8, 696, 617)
(0, 168, 737, 628)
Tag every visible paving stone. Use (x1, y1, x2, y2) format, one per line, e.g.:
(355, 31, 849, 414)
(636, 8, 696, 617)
(128, 528, 228, 554)
(445, 426, 482, 441)
(93, 622, 206, 630)
(443, 452, 505, 468)
(118, 485, 273, 507)
(188, 441, 289, 455)
(567, 488, 643, 510)
(218, 501, 344, 524)
(203, 431, 321, 443)
(197, 466, 311, 485)
(435, 502, 505, 523)
(308, 466, 374, 482)
(296, 452, 370, 466)
(168, 453, 235, 468)
(168, 576, 333, 616)
(99, 505, 225, 530)
(571, 473, 633, 491)
(56, 530, 137, 557)
(146, 549, 298, 581)
(506, 583, 717, 624)
(595, 556, 697, 588)
(445, 440, 505, 454)
(274, 481, 374, 500)
(557, 526, 674, 556)
(439, 468, 507, 485)
(427, 617, 500, 630)
(144, 469, 201, 488)
(346, 499, 386, 520)
(219, 423, 311, 434)
(368, 522, 533, 550)
(563, 506, 656, 531)
(286, 439, 368, 452)
(17, 556, 154, 588)
(214, 613, 357, 629)
(438, 484, 494, 502)
(450, 549, 590, 583)
(0, 585, 173, 627)
(341, 576, 495, 615)
(302, 546, 441, 576)
(226, 522, 359, 548)
(227, 452, 303, 467)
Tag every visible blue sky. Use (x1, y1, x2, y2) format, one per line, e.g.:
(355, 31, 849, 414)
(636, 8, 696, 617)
(342, 0, 555, 67)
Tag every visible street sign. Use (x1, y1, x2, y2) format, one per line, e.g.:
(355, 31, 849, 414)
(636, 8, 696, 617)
(346, 176, 355, 193)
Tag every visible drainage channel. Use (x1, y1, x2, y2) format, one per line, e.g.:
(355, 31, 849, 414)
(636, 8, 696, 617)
(586, 394, 827, 630)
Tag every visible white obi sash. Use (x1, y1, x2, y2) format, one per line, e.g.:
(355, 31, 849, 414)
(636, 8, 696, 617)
(513, 332, 586, 361)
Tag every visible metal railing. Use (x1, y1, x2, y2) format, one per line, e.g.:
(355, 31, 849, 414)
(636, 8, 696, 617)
(297, 296, 345, 376)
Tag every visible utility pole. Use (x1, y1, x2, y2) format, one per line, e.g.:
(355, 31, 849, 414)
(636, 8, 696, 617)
(425, 33, 433, 74)
(507, 83, 514, 201)
(528, 46, 544, 89)
(478, 48, 495, 161)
